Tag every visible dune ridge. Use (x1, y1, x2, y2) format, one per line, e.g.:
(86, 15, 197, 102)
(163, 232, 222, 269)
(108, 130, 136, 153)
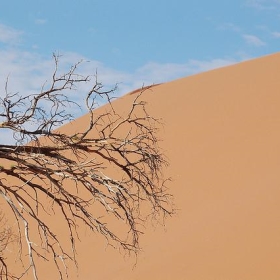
(5, 52, 280, 279)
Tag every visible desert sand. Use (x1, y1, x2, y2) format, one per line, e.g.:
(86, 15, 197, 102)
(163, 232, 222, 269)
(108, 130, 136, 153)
(5, 52, 280, 279)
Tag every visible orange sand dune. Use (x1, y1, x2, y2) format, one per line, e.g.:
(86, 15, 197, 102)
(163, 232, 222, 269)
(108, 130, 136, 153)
(7, 52, 280, 279)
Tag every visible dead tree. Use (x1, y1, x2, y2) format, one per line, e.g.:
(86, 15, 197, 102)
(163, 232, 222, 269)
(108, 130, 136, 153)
(0, 54, 173, 279)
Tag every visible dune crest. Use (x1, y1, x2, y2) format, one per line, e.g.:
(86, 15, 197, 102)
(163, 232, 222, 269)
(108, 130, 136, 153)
(5, 52, 280, 279)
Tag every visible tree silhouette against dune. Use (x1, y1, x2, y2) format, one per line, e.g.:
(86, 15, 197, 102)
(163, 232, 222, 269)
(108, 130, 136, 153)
(0, 54, 174, 280)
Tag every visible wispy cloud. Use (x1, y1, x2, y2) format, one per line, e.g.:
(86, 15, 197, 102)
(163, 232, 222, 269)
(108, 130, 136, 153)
(0, 24, 23, 44)
(245, 0, 280, 10)
(0, 49, 241, 99)
(271, 31, 280, 37)
(242, 34, 266, 46)
(217, 23, 241, 32)
(35, 19, 47, 25)
(129, 58, 239, 88)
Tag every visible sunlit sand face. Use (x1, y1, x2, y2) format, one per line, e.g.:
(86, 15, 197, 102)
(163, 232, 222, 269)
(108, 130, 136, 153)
(4, 53, 280, 279)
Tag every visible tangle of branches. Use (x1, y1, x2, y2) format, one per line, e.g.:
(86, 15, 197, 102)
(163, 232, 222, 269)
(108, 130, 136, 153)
(0, 54, 174, 279)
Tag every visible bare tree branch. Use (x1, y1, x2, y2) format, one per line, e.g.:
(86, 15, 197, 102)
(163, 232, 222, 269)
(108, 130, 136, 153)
(0, 54, 174, 279)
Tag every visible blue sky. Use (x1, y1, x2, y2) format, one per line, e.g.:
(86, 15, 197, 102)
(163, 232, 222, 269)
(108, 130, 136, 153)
(0, 0, 280, 142)
(0, 0, 280, 93)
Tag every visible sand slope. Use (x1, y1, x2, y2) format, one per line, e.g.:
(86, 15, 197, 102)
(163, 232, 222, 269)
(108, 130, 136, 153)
(66, 52, 280, 280)
(6, 52, 280, 279)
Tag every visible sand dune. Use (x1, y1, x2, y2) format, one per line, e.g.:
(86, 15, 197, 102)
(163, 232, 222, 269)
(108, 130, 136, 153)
(5, 52, 280, 279)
